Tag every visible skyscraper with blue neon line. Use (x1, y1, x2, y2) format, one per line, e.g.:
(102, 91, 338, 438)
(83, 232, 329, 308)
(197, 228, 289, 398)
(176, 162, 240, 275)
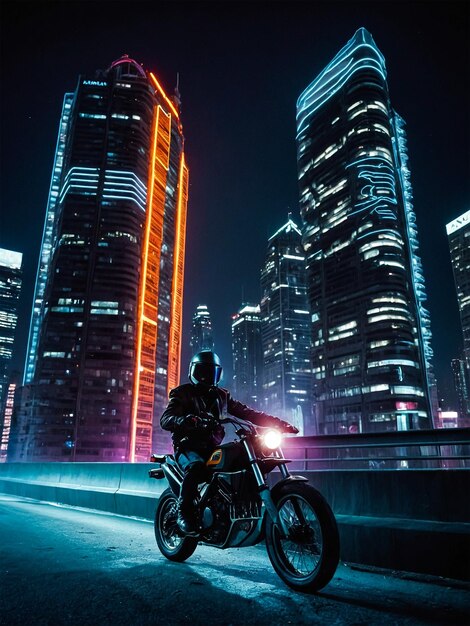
(11, 56, 188, 461)
(296, 28, 436, 433)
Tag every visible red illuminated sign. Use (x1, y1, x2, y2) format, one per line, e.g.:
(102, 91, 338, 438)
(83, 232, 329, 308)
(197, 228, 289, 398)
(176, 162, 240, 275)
(396, 401, 418, 411)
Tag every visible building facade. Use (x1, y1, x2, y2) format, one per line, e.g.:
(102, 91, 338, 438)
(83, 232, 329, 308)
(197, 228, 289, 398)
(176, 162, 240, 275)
(0, 249, 23, 446)
(231, 304, 263, 407)
(451, 358, 469, 419)
(0, 373, 20, 462)
(447, 211, 470, 368)
(260, 218, 312, 435)
(296, 28, 435, 434)
(190, 304, 214, 355)
(11, 56, 188, 462)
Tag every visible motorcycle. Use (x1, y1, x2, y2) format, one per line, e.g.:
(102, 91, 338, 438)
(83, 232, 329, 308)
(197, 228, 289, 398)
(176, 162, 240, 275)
(149, 416, 339, 592)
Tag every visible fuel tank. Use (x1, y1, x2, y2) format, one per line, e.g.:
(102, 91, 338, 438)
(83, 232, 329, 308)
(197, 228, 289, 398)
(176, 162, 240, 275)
(206, 440, 247, 472)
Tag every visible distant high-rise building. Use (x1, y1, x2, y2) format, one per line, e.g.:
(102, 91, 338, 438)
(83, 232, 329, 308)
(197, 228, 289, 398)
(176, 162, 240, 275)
(190, 305, 214, 355)
(0, 372, 20, 462)
(451, 358, 470, 418)
(260, 218, 312, 435)
(11, 56, 189, 462)
(231, 304, 263, 407)
(447, 211, 470, 368)
(296, 28, 435, 434)
(0, 249, 23, 443)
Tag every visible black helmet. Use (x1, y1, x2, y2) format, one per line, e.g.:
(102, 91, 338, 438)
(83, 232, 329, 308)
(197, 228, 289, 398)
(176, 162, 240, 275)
(189, 351, 223, 387)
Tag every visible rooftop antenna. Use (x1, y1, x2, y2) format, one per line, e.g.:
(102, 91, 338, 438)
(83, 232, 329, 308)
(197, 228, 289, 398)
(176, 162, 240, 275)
(241, 284, 245, 306)
(174, 72, 181, 109)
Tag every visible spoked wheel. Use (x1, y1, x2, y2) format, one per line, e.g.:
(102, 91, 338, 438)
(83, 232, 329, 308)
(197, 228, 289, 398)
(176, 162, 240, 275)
(265, 482, 340, 592)
(154, 488, 198, 562)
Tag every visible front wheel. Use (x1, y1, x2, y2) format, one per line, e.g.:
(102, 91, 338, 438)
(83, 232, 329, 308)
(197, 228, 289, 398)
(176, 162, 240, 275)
(265, 482, 340, 592)
(154, 488, 198, 562)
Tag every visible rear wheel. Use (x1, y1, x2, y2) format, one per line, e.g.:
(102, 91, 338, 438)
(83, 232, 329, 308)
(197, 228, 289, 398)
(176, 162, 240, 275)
(154, 488, 198, 562)
(265, 482, 339, 592)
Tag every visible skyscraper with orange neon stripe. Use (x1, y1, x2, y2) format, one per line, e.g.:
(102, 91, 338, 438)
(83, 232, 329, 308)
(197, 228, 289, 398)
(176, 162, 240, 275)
(10, 56, 188, 462)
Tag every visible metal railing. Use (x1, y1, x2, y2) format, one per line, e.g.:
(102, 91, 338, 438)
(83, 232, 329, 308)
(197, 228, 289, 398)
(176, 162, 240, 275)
(281, 427, 470, 470)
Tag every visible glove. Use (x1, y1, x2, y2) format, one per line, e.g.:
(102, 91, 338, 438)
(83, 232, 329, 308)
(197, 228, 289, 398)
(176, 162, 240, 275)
(175, 414, 205, 430)
(199, 411, 218, 428)
(278, 420, 299, 434)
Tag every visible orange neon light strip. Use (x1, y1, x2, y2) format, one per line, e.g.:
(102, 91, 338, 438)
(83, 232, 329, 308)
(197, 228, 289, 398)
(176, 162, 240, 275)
(156, 107, 171, 171)
(142, 315, 158, 326)
(167, 154, 189, 392)
(149, 72, 179, 119)
(130, 105, 171, 462)
(130, 107, 159, 462)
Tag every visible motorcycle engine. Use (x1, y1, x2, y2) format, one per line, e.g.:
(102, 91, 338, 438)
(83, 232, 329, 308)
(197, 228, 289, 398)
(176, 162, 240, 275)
(202, 492, 231, 545)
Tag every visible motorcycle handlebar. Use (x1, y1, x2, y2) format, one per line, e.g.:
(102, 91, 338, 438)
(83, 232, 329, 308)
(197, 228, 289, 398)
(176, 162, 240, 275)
(220, 416, 297, 435)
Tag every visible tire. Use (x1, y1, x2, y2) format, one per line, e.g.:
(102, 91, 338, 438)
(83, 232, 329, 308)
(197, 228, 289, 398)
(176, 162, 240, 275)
(265, 482, 340, 592)
(154, 488, 198, 562)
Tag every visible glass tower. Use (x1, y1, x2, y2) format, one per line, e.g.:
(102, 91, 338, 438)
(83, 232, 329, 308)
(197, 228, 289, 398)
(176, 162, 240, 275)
(190, 304, 214, 355)
(260, 218, 312, 435)
(296, 28, 435, 434)
(447, 211, 470, 368)
(231, 304, 263, 407)
(12, 56, 188, 462)
(0, 249, 23, 435)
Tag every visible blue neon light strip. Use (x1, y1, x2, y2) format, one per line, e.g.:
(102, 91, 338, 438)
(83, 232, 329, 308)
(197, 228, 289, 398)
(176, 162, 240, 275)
(106, 169, 147, 192)
(346, 156, 398, 220)
(392, 111, 435, 409)
(24, 93, 75, 384)
(58, 168, 148, 211)
(296, 28, 387, 136)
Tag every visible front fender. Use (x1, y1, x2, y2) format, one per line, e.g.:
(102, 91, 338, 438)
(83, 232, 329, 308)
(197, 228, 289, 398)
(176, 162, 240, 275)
(260, 476, 310, 538)
(270, 475, 309, 504)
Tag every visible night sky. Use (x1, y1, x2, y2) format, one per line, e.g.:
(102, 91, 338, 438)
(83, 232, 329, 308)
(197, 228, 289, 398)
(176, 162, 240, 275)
(1, 1, 469, 406)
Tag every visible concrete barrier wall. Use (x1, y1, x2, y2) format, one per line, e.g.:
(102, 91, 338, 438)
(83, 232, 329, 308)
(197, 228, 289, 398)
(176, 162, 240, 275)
(300, 470, 469, 521)
(0, 462, 165, 519)
(0, 463, 468, 580)
(283, 470, 470, 580)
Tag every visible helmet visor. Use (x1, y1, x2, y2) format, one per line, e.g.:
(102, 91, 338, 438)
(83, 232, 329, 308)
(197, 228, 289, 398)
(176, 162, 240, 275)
(191, 362, 222, 386)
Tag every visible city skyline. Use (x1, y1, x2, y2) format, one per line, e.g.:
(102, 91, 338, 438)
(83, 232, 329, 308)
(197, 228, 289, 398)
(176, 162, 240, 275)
(1, 2, 469, 409)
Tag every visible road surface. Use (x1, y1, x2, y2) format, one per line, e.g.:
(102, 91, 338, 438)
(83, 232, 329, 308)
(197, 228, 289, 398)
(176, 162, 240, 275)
(0, 493, 468, 625)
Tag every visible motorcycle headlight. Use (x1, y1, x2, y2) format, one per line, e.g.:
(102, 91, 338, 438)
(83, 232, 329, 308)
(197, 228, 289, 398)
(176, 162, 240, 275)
(262, 429, 283, 450)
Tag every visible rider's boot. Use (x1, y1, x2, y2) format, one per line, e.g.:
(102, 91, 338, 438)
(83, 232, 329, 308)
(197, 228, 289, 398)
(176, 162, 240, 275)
(176, 499, 199, 536)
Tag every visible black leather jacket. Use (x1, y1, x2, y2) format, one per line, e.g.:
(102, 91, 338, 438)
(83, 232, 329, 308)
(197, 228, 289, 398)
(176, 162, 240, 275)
(161, 383, 289, 451)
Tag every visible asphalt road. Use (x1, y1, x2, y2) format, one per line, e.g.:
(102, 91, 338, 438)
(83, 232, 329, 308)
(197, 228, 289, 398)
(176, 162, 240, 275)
(0, 493, 469, 626)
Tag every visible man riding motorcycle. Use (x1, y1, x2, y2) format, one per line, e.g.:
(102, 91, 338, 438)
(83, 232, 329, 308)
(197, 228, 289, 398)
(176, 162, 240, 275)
(160, 350, 298, 535)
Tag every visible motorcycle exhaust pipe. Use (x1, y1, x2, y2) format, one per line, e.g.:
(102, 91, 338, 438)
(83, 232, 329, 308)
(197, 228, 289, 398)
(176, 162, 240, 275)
(149, 467, 164, 479)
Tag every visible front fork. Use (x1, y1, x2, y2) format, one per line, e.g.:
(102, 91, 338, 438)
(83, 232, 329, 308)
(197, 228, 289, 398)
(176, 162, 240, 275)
(243, 439, 290, 538)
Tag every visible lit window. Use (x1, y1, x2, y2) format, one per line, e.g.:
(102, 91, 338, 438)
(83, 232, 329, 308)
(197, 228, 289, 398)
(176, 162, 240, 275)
(368, 359, 419, 369)
(79, 112, 106, 120)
